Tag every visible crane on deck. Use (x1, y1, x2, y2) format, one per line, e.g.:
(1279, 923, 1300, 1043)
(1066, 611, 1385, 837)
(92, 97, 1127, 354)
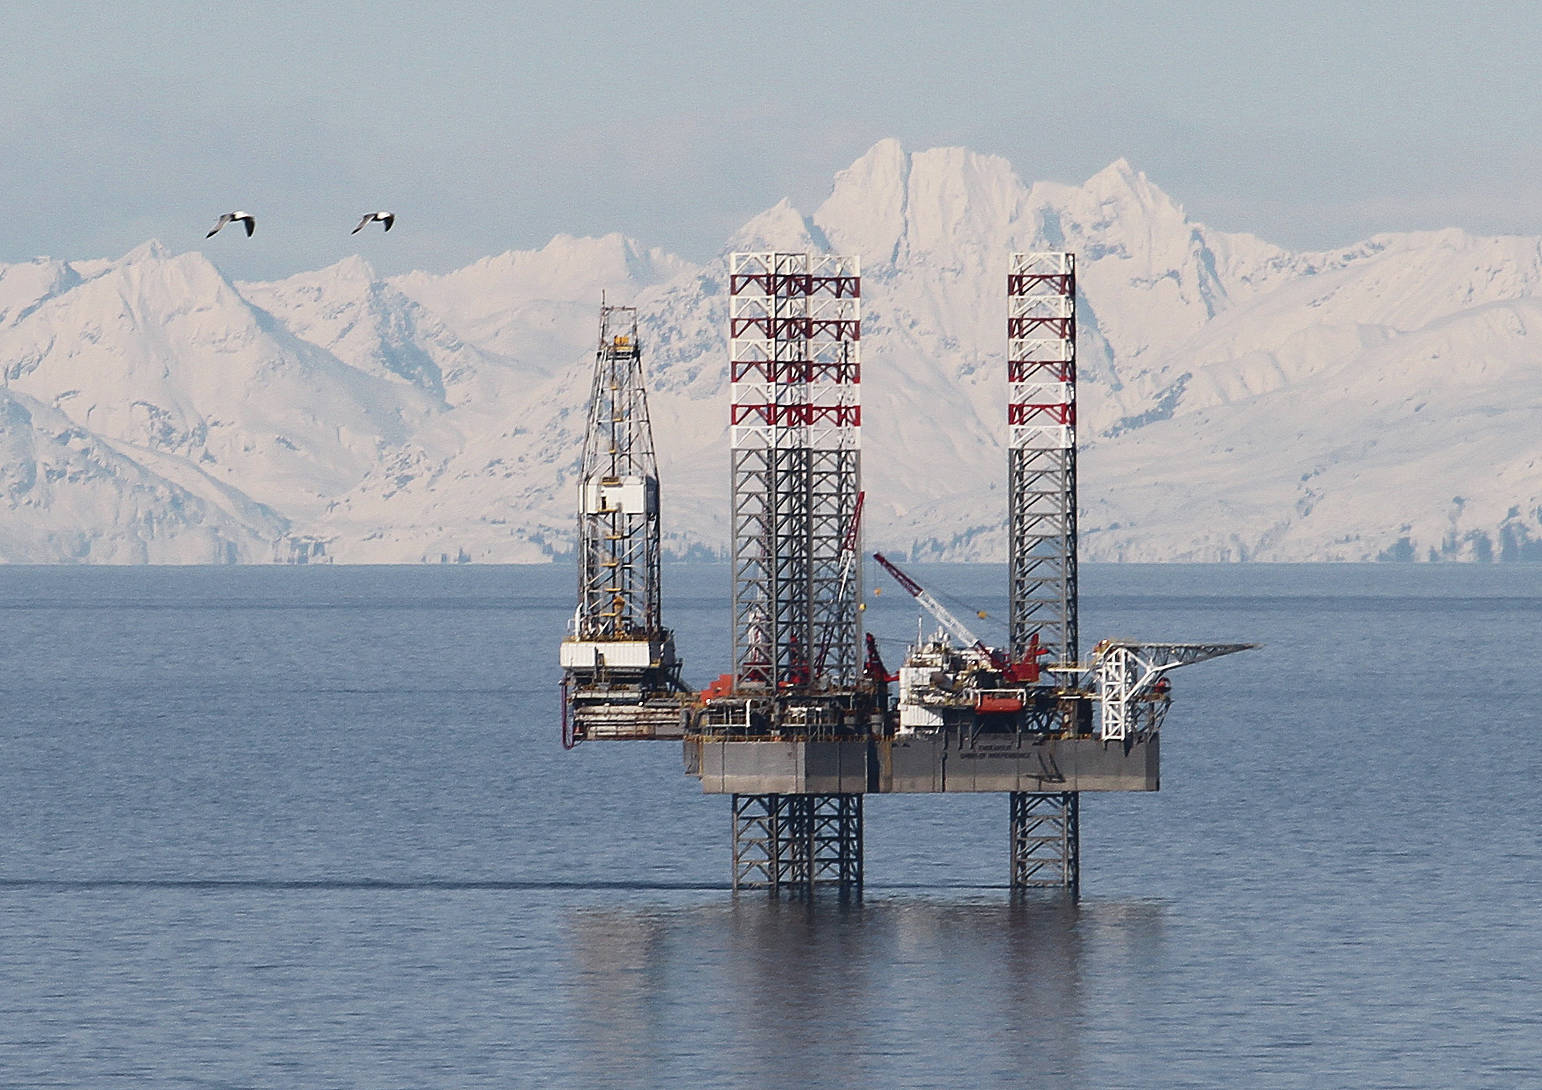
(872, 552, 1044, 682)
(872, 549, 1251, 738)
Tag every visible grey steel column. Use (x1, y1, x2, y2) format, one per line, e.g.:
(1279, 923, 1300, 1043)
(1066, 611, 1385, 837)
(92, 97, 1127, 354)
(732, 793, 862, 894)
(1010, 790, 1079, 895)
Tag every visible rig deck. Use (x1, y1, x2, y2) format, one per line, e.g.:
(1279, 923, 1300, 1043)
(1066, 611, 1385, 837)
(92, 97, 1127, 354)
(685, 731, 1159, 795)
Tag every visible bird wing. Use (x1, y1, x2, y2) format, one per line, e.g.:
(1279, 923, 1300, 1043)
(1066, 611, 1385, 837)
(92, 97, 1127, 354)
(351, 214, 372, 234)
(206, 213, 233, 238)
(381, 214, 394, 232)
(240, 215, 255, 236)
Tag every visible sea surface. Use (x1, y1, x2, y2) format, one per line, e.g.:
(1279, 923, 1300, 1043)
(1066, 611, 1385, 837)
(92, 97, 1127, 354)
(1, 563, 1539, 1088)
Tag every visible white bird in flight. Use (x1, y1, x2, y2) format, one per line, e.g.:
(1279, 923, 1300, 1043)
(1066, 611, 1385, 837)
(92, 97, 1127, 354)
(206, 211, 255, 238)
(352, 211, 395, 234)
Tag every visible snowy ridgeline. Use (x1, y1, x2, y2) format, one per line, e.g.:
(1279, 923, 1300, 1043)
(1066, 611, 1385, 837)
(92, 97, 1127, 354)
(2, 139, 1541, 564)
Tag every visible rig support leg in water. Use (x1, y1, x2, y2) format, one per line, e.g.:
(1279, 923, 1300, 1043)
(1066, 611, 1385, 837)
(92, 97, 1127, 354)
(1010, 790, 1080, 897)
(731, 793, 863, 896)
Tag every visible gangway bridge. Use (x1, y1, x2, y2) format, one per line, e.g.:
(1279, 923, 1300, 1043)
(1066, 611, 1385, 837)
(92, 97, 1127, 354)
(560, 254, 1252, 896)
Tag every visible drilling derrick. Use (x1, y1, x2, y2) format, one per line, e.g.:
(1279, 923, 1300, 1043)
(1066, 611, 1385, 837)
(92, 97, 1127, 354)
(560, 305, 687, 743)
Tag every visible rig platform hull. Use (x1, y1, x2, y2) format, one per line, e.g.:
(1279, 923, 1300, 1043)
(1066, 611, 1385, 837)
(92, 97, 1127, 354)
(685, 731, 1158, 794)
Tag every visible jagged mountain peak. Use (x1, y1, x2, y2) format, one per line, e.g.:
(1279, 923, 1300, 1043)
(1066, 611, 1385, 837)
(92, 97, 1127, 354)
(317, 253, 379, 285)
(238, 255, 462, 403)
(101, 243, 247, 306)
(393, 230, 691, 324)
(846, 136, 908, 171)
(812, 139, 909, 263)
(1026, 158, 1193, 254)
(1086, 156, 1139, 188)
(1, 243, 251, 349)
(726, 198, 818, 255)
(237, 255, 383, 303)
(119, 238, 173, 264)
(814, 141, 1030, 266)
(1077, 158, 1180, 214)
(461, 231, 679, 286)
(0, 256, 84, 329)
(4, 138, 1541, 564)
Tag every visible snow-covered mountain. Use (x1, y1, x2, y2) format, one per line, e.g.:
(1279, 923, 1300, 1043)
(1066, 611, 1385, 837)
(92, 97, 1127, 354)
(2, 140, 1540, 563)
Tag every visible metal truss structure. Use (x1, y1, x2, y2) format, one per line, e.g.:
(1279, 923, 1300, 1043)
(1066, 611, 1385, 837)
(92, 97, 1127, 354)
(576, 306, 662, 640)
(560, 305, 685, 745)
(1008, 253, 1081, 891)
(1095, 641, 1255, 741)
(1007, 252, 1078, 667)
(723, 255, 865, 894)
(729, 252, 862, 691)
(731, 793, 863, 893)
(1010, 790, 1079, 895)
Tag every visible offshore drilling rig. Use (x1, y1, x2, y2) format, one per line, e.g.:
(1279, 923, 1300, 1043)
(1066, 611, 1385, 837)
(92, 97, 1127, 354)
(560, 254, 1251, 895)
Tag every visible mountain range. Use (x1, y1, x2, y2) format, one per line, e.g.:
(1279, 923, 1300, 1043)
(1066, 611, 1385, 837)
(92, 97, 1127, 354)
(2, 138, 1539, 563)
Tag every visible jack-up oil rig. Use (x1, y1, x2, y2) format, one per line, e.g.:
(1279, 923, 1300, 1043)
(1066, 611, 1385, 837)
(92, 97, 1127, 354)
(560, 253, 1251, 895)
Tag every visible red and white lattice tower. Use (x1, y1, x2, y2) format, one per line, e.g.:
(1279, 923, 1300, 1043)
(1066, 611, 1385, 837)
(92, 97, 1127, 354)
(1007, 252, 1078, 665)
(728, 252, 862, 691)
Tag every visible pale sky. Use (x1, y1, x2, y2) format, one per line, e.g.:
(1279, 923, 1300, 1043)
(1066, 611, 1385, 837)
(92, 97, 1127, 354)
(4, 0, 1541, 280)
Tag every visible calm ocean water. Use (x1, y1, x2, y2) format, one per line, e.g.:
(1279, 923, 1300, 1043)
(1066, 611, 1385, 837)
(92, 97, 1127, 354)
(1, 562, 1539, 1088)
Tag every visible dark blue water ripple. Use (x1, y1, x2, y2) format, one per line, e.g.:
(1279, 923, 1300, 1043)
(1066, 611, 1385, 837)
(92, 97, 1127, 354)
(2, 563, 1540, 1088)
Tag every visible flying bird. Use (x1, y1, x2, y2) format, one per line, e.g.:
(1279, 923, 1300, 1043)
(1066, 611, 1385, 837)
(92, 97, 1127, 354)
(206, 211, 255, 238)
(351, 211, 395, 234)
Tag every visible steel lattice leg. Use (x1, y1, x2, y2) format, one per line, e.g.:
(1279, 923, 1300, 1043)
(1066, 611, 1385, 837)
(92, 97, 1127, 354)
(1010, 791, 1079, 896)
(732, 794, 783, 891)
(778, 794, 813, 890)
(732, 793, 862, 895)
(808, 794, 862, 894)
